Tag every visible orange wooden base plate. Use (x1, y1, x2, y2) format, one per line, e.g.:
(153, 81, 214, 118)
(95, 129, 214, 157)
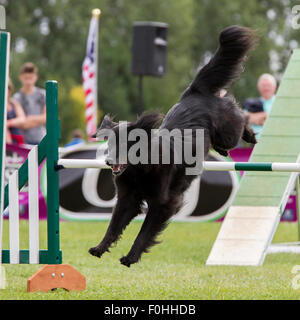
(27, 264, 86, 292)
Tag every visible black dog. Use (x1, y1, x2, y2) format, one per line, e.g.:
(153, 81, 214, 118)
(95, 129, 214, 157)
(89, 25, 257, 267)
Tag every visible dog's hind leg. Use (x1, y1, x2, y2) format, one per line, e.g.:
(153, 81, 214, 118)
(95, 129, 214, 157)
(89, 193, 142, 259)
(120, 195, 182, 267)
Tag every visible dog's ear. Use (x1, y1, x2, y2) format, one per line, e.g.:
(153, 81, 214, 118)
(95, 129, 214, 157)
(100, 115, 118, 129)
(92, 115, 118, 138)
(133, 112, 163, 131)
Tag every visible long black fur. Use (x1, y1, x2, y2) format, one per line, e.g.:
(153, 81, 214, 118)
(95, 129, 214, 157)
(89, 26, 257, 267)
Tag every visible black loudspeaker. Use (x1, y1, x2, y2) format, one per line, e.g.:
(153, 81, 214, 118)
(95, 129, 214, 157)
(131, 21, 168, 77)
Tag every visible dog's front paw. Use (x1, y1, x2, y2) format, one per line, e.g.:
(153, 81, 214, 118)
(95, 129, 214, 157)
(89, 246, 107, 258)
(214, 147, 228, 157)
(120, 255, 139, 268)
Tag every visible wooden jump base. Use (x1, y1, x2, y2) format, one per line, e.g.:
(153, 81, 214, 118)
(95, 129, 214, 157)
(27, 264, 86, 293)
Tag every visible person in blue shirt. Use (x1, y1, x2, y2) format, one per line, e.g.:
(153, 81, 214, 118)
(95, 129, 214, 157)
(64, 129, 86, 147)
(243, 73, 277, 140)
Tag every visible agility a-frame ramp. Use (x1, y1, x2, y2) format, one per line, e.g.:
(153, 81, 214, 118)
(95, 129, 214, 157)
(206, 49, 300, 266)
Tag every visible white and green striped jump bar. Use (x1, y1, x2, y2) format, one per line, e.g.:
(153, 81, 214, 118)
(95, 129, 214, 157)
(203, 161, 300, 172)
(57, 159, 300, 172)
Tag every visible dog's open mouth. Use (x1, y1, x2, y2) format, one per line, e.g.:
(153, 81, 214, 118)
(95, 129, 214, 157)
(111, 164, 126, 176)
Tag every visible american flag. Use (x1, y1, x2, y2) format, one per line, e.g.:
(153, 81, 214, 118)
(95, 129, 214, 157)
(82, 10, 100, 138)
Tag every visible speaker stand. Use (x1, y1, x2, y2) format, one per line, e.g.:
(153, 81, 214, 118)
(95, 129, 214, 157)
(138, 75, 143, 115)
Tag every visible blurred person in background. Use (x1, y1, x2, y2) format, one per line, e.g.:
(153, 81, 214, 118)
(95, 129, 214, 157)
(6, 79, 25, 145)
(243, 73, 277, 140)
(13, 62, 46, 145)
(64, 129, 86, 147)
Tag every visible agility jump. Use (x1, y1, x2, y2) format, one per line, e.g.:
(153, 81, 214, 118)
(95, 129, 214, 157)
(0, 29, 86, 292)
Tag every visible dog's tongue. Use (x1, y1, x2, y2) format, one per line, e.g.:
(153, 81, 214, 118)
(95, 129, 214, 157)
(112, 164, 121, 172)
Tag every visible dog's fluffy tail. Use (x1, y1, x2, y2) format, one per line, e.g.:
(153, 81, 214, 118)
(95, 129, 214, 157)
(190, 25, 256, 95)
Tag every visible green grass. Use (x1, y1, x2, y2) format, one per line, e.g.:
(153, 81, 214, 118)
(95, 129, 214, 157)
(1, 220, 300, 299)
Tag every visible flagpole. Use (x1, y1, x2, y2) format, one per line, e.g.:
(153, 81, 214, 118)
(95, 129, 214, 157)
(91, 8, 101, 141)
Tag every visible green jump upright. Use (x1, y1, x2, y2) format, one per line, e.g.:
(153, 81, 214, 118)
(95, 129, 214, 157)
(45, 81, 61, 264)
(0, 31, 10, 265)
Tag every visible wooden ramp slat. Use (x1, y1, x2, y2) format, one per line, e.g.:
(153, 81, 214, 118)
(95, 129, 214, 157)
(206, 206, 279, 266)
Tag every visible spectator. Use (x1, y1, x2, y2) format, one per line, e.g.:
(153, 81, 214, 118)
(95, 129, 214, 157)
(64, 129, 86, 147)
(243, 73, 277, 140)
(6, 79, 25, 145)
(13, 62, 46, 145)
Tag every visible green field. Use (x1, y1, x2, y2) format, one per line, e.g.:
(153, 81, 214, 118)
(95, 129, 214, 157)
(1, 220, 300, 300)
